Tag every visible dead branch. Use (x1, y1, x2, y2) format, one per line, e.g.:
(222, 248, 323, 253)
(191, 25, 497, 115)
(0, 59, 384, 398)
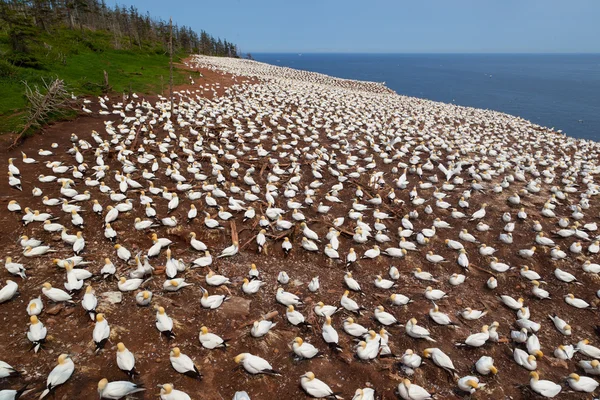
(11, 78, 72, 148)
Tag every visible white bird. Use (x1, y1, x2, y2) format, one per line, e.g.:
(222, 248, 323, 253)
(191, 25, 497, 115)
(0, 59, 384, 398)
(475, 356, 498, 375)
(27, 315, 47, 353)
(406, 318, 435, 342)
(529, 371, 561, 398)
(41, 283, 72, 303)
(234, 353, 280, 375)
(169, 347, 201, 378)
(155, 306, 175, 339)
(199, 326, 228, 350)
(300, 372, 341, 399)
(398, 378, 432, 400)
(457, 376, 484, 394)
(159, 384, 191, 400)
(116, 342, 137, 378)
(276, 287, 302, 306)
(97, 379, 145, 399)
(4, 257, 25, 279)
(93, 313, 110, 352)
(292, 337, 320, 359)
(566, 373, 598, 392)
(39, 354, 74, 399)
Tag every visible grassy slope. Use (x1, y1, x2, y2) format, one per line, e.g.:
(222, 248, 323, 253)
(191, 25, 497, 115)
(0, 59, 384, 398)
(0, 27, 189, 133)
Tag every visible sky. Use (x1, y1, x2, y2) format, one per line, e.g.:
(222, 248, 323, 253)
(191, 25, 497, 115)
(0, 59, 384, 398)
(107, 0, 600, 53)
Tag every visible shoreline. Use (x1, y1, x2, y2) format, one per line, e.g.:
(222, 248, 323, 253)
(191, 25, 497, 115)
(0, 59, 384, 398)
(188, 55, 596, 144)
(231, 53, 600, 142)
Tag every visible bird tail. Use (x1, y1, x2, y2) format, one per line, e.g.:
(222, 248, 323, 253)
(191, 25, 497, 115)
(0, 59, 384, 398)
(162, 330, 176, 340)
(15, 384, 28, 399)
(327, 343, 343, 352)
(263, 369, 282, 376)
(39, 388, 50, 399)
(129, 386, 146, 394)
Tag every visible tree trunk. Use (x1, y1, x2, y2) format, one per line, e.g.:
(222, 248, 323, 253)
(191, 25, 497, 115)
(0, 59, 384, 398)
(169, 16, 173, 114)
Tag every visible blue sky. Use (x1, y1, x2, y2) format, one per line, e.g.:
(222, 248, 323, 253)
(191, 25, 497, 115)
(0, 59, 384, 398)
(107, 0, 600, 53)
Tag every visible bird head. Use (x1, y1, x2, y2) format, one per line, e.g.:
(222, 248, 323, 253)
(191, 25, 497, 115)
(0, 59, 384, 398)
(160, 384, 173, 395)
(535, 350, 543, 359)
(171, 347, 181, 357)
(325, 316, 332, 325)
(42, 282, 52, 289)
(489, 365, 498, 375)
(30, 315, 39, 324)
(96, 314, 105, 322)
(467, 380, 479, 389)
(200, 326, 209, 334)
(294, 337, 303, 345)
(58, 354, 70, 365)
(423, 349, 431, 358)
(117, 343, 126, 352)
(529, 371, 539, 380)
(569, 373, 580, 381)
(234, 353, 246, 364)
(302, 371, 315, 381)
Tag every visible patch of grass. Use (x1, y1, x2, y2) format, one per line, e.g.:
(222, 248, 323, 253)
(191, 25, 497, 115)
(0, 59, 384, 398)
(0, 27, 190, 134)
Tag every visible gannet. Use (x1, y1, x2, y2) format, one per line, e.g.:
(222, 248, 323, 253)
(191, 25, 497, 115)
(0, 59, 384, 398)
(170, 347, 201, 379)
(300, 372, 341, 399)
(234, 353, 280, 375)
(39, 354, 74, 399)
(116, 343, 137, 378)
(97, 379, 145, 399)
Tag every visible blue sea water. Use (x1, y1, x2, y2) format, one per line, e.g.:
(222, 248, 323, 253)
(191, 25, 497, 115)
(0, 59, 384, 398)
(252, 53, 600, 141)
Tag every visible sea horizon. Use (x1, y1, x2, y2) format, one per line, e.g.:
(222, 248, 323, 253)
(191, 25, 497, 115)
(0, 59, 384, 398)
(253, 52, 600, 55)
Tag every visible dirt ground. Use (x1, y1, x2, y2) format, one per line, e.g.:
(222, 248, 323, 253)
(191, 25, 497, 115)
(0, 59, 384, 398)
(0, 64, 599, 400)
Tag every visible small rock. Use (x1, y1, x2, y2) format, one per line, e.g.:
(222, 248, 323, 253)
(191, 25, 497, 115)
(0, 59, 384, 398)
(101, 291, 122, 304)
(455, 298, 462, 306)
(70, 344, 83, 353)
(46, 305, 63, 315)
(46, 318, 57, 325)
(64, 308, 75, 316)
(547, 357, 568, 369)
(220, 296, 251, 318)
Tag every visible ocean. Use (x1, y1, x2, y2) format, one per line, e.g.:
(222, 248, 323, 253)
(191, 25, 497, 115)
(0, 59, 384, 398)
(252, 53, 600, 141)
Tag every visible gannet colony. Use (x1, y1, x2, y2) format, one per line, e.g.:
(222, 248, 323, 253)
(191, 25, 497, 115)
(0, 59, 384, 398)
(1, 54, 600, 399)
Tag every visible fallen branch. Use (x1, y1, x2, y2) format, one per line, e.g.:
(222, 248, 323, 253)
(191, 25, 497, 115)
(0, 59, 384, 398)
(11, 78, 72, 148)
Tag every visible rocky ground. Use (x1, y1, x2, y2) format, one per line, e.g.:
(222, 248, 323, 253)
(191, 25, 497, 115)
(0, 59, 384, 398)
(0, 57, 599, 400)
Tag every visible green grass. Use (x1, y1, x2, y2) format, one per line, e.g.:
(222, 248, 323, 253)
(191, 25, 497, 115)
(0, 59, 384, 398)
(0, 27, 190, 134)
